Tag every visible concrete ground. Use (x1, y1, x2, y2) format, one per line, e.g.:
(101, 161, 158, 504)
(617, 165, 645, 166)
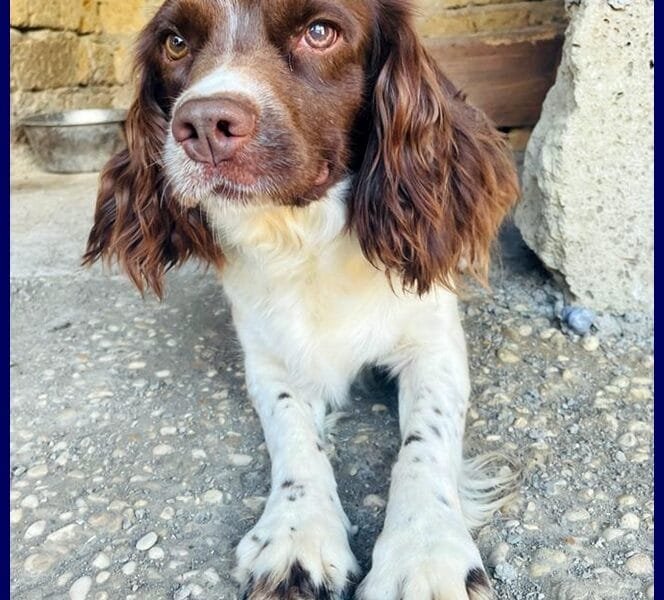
(10, 166, 654, 600)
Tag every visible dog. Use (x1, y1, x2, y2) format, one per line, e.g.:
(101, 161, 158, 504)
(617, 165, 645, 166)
(83, 1, 520, 598)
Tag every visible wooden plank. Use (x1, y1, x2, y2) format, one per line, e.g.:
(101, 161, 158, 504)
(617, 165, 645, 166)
(425, 33, 564, 128)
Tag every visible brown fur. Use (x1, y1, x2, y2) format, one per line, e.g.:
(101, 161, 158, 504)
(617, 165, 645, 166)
(83, 0, 518, 298)
(351, 1, 519, 296)
(82, 2, 224, 298)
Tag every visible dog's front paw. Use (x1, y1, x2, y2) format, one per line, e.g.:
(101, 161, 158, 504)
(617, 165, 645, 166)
(235, 491, 359, 599)
(356, 518, 492, 600)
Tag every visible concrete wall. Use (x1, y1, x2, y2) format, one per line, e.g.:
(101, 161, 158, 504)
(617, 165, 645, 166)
(515, 0, 654, 314)
(10, 0, 566, 136)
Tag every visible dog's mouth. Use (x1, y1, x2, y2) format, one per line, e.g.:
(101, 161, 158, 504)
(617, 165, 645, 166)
(165, 132, 338, 207)
(200, 159, 334, 206)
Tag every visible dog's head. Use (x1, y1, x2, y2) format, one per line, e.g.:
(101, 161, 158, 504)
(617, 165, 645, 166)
(84, 0, 519, 296)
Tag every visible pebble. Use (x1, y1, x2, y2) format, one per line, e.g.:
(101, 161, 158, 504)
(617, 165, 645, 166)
(619, 513, 640, 530)
(362, 494, 386, 509)
(630, 387, 653, 402)
(127, 361, 146, 370)
(148, 546, 165, 560)
(550, 331, 567, 349)
(617, 433, 637, 448)
(10, 509, 23, 524)
(561, 369, 578, 381)
(160, 426, 177, 436)
(494, 562, 518, 583)
(203, 568, 220, 586)
(602, 528, 625, 542)
(153, 444, 174, 456)
(617, 495, 637, 508)
(513, 417, 528, 429)
(202, 489, 224, 504)
(582, 336, 600, 352)
(174, 583, 204, 600)
(96, 571, 110, 584)
(242, 496, 266, 512)
(27, 464, 49, 479)
(625, 553, 653, 576)
(371, 404, 387, 412)
(228, 453, 253, 467)
(136, 531, 158, 551)
(24, 553, 56, 574)
(24, 520, 47, 539)
(69, 576, 92, 600)
(92, 553, 110, 570)
(155, 370, 171, 378)
(628, 420, 651, 434)
(564, 508, 591, 523)
(518, 324, 533, 337)
(530, 549, 567, 577)
(121, 561, 137, 575)
(47, 523, 81, 543)
(497, 347, 520, 364)
(487, 542, 510, 567)
(160, 507, 175, 520)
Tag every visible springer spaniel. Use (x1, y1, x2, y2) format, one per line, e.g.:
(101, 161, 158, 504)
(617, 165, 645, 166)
(84, 1, 520, 598)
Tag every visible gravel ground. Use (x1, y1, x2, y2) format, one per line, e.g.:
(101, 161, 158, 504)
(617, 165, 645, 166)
(10, 170, 653, 600)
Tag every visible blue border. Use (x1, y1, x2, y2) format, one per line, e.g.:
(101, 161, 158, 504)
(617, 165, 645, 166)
(5, 0, 13, 592)
(653, 0, 659, 573)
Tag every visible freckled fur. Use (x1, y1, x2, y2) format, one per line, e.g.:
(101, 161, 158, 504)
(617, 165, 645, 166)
(83, 1, 520, 599)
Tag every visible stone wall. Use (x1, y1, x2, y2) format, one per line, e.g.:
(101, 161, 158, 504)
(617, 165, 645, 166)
(10, 0, 566, 139)
(515, 0, 654, 314)
(10, 0, 155, 137)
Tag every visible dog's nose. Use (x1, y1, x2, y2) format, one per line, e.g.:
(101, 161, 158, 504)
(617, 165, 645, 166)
(172, 97, 257, 165)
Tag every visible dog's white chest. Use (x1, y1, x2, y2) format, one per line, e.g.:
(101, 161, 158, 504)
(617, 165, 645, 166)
(210, 187, 413, 400)
(224, 232, 403, 397)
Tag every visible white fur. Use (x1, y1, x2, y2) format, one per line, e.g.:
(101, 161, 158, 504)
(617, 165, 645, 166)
(191, 181, 505, 598)
(173, 67, 270, 113)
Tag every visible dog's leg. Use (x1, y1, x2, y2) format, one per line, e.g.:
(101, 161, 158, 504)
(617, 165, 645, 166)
(358, 297, 505, 600)
(233, 344, 358, 600)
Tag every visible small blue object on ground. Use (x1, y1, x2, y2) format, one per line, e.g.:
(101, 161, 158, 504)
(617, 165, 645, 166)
(561, 306, 596, 335)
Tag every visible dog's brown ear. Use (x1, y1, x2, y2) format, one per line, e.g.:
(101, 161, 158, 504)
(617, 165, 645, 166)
(351, 2, 519, 295)
(82, 22, 222, 299)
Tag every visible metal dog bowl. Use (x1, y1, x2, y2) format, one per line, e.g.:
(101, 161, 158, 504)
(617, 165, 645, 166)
(21, 108, 128, 173)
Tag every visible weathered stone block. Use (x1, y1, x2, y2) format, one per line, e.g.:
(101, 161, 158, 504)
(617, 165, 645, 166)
(113, 37, 135, 85)
(418, 0, 529, 9)
(11, 30, 90, 90)
(10, 0, 30, 28)
(415, 0, 567, 37)
(515, 1, 653, 313)
(10, 0, 92, 31)
(81, 36, 117, 85)
(98, 0, 151, 34)
(80, 0, 101, 34)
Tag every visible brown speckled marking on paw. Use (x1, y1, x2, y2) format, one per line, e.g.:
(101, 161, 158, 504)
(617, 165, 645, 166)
(242, 560, 349, 600)
(465, 567, 493, 600)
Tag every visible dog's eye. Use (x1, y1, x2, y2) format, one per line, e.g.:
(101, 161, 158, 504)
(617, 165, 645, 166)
(303, 22, 338, 50)
(165, 33, 189, 60)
